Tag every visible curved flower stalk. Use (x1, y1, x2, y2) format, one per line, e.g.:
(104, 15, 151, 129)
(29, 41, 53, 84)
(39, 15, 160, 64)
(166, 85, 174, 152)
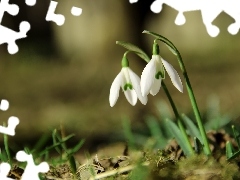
(142, 30, 211, 156)
(115, 40, 194, 156)
(141, 42, 183, 97)
(109, 54, 147, 107)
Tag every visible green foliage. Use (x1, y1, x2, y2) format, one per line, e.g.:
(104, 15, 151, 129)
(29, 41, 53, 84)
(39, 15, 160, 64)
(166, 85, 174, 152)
(142, 30, 177, 52)
(193, 137, 203, 154)
(0, 127, 85, 180)
(143, 97, 239, 160)
(129, 163, 149, 180)
(146, 117, 167, 149)
(182, 114, 202, 143)
(166, 119, 191, 156)
(204, 95, 231, 131)
(226, 126, 240, 160)
(116, 41, 150, 63)
(47, 129, 84, 175)
(122, 118, 137, 149)
(3, 126, 12, 165)
(0, 123, 13, 165)
(226, 141, 234, 159)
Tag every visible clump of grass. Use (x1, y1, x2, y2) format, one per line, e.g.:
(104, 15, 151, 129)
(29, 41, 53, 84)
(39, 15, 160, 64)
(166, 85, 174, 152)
(0, 127, 84, 179)
(113, 96, 240, 179)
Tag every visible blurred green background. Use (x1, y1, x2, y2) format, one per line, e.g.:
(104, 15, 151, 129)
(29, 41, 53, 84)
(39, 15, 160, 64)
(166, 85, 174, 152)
(0, 0, 239, 149)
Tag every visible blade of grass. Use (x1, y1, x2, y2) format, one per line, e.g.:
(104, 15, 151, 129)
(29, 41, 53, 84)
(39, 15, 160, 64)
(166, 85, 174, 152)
(52, 129, 62, 154)
(55, 132, 75, 152)
(232, 125, 240, 148)
(31, 133, 51, 154)
(68, 155, 77, 176)
(182, 114, 202, 143)
(38, 134, 75, 157)
(194, 137, 203, 154)
(68, 139, 85, 155)
(166, 119, 191, 156)
(0, 146, 8, 162)
(3, 123, 11, 165)
(226, 141, 234, 159)
(44, 150, 49, 162)
(146, 117, 167, 149)
(122, 118, 136, 149)
(227, 150, 240, 161)
(204, 116, 231, 131)
(130, 163, 149, 180)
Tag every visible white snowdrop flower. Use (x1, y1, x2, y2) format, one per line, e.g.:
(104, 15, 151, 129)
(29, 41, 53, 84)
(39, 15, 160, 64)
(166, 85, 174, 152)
(109, 56, 147, 107)
(141, 43, 183, 97)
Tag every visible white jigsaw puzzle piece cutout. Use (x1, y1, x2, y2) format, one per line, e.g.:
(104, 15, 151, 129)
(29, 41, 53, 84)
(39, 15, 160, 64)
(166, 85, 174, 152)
(71, 6, 82, 16)
(0, 21, 30, 54)
(16, 151, 49, 180)
(149, 0, 240, 37)
(46, 0, 65, 26)
(0, 163, 14, 180)
(129, 0, 138, 4)
(0, 0, 31, 54)
(0, 99, 9, 111)
(25, 0, 37, 6)
(0, 116, 19, 136)
(0, 0, 19, 22)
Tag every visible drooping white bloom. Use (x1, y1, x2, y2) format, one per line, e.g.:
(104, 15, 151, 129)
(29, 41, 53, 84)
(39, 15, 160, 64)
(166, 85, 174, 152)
(109, 67, 147, 107)
(141, 55, 183, 97)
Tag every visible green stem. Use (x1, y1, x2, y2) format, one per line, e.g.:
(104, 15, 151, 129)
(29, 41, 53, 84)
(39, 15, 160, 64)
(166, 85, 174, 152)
(144, 51, 194, 156)
(143, 31, 211, 155)
(161, 82, 194, 155)
(3, 122, 12, 165)
(173, 46, 211, 155)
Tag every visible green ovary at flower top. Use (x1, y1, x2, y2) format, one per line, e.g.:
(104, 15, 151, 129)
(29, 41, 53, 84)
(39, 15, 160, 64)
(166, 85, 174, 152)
(140, 42, 183, 97)
(109, 55, 148, 107)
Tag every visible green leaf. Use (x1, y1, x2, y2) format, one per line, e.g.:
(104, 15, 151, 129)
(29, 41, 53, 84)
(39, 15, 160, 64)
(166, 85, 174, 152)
(182, 114, 202, 143)
(166, 119, 191, 156)
(226, 141, 234, 159)
(31, 133, 51, 154)
(166, 44, 177, 55)
(146, 117, 167, 149)
(142, 30, 177, 52)
(122, 117, 136, 149)
(44, 150, 49, 162)
(38, 134, 75, 157)
(232, 125, 240, 148)
(68, 139, 85, 155)
(156, 101, 172, 120)
(3, 130, 11, 165)
(194, 137, 203, 154)
(204, 115, 231, 131)
(0, 149, 8, 162)
(56, 133, 75, 152)
(228, 150, 240, 161)
(52, 129, 62, 154)
(68, 155, 77, 175)
(116, 41, 150, 62)
(130, 163, 149, 180)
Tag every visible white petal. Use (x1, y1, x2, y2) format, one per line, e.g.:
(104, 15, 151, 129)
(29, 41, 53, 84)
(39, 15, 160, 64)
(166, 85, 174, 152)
(150, 78, 162, 96)
(109, 71, 123, 107)
(128, 68, 148, 105)
(124, 89, 137, 106)
(162, 59, 183, 93)
(140, 58, 156, 97)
